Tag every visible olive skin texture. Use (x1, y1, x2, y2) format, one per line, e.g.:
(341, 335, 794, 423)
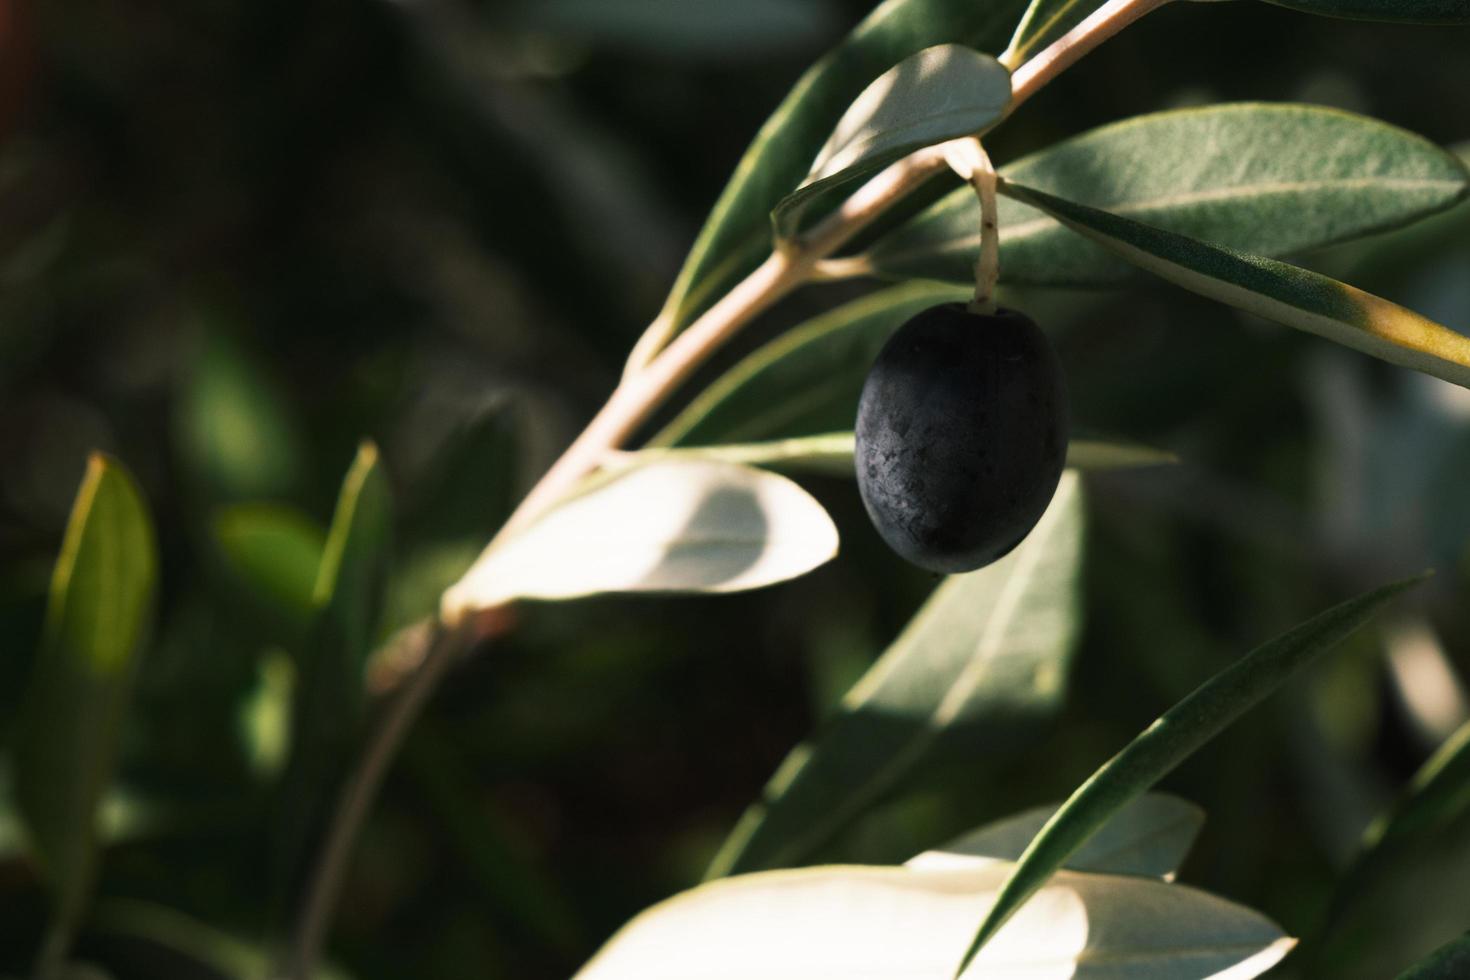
(855, 303, 1068, 574)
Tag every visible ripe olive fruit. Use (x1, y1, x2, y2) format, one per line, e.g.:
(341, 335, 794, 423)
(855, 303, 1068, 573)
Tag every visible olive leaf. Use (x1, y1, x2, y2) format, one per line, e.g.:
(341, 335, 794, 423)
(708, 472, 1084, 878)
(771, 44, 1011, 241)
(1309, 719, 1470, 980)
(953, 576, 1423, 974)
(649, 0, 1030, 347)
(270, 443, 393, 930)
(212, 504, 327, 626)
(577, 859, 1292, 980)
(92, 900, 349, 980)
(1002, 0, 1114, 67)
(998, 180, 1470, 390)
(624, 432, 1174, 476)
(861, 104, 1470, 287)
(440, 459, 839, 622)
(1394, 933, 1470, 980)
(908, 792, 1204, 880)
(653, 282, 971, 447)
(11, 454, 159, 969)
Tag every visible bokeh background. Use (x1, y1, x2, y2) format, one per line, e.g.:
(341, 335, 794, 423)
(1, 0, 1469, 977)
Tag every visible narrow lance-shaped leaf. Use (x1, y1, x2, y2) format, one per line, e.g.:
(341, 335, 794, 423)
(861, 104, 1470, 287)
(1395, 933, 1470, 980)
(908, 792, 1204, 880)
(653, 281, 970, 447)
(578, 860, 1293, 980)
(648, 0, 1031, 345)
(1001, 0, 1114, 67)
(708, 472, 1084, 878)
(771, 45, 1011, 240)
(624, 432, 1174, 476)
(212, 503, 327, 626)
(1261, 0, 1470, 24)
(270, 442, 393, 930)
(11, 454, 159, 966)
(441, 459, 839, 624)
(93, 900, 349, 980)
(999, 180, 1470, 390)
(952, 576, 1423, 975)
(1310, 718, 1470, 980)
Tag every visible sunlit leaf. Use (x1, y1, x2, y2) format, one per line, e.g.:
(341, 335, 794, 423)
(953, 576, 1421, 973)
(649, 0, 1030, 348)
(653, 282, 970, 447)
(908, 792, 1204, 880)
(441, 459, 838, 622)
(1000, 180, 1470, 389)
(863, 104, 1470, 287)
(709, 473, 1084, 878)
(771, 45, 1010, 240)
(577, 860, 1293, 980)
(1310, 720, 1470, 979)
(10, 454, 158, 964)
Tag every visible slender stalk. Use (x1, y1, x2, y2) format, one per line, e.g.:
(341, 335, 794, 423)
(1008, 0, 1173, 107)
(492, 143, 952, 546)
(286, 622, 464, 979)
(289, 0, 1178, 969)
(944, 139, 1000, 315)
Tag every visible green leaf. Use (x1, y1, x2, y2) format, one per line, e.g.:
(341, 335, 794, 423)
(1262, 0, 1470, 24)
(708, 472, 1084, 878)
(310, 442, 394, 675)
(614, 434, 861, 477)
(1001, 0, 1110, 67)
(441, 459, 838, 622)
(863, 104, 1470, 287)
(1395, 933, 1470, 980)
(771, 45, 1011, 240)
(10, 454, 159, 967)
(1310, 719, 1470, 980)
(653, 281, 970, 447)
(92, 899, 349, 980)
(907, 792, 1204, 880)
(653, 0, 1031, 339)
(953, 576, 1422, 975)
(271, 443, 392, 928)
(175, 323, 305, 503)
(212, 504, 327, 624)
(629, 432, 1174, 476)
(577, 860, 1293, 980)
(999, 180, 1470, 389)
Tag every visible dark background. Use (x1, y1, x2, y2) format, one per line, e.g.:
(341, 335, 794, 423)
(1, 0, 1469, 977)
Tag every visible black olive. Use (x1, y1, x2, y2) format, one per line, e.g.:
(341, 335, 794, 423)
(855, 303, 1069, 573)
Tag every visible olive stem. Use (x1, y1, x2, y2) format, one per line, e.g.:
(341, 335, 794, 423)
(288, 0, 1180, 970)
(285, 621, 465, 980)
(491, 143, 952, 546)
(1008, 0, 1173, 106)
(946, 139, 1000, 316)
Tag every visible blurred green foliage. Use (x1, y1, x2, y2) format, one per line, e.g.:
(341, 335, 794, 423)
(0, 0, 1468, 977)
